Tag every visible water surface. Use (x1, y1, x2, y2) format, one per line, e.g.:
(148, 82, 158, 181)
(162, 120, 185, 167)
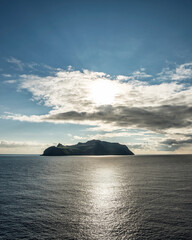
(0, 155, 192, 239)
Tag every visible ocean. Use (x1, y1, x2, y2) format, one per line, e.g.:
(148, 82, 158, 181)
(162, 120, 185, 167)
(0, 155, 192, 240)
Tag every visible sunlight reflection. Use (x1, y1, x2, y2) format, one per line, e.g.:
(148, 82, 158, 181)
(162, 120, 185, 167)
(90, 167, 118, 209)
(80, 159, 135, 239)
(82, 165, 123, 238)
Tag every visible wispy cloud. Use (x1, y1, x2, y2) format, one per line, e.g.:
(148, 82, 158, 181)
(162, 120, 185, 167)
(7, 57, 24, 71)
(0, 140, 48, 148)
(0, 140, 50, 154)
(132, 69, 152, 79)
(157, 62, 192, 81)
(2, 74, 12, 77)
(6, 57, 56, 73)
(117, 68, 152, 82)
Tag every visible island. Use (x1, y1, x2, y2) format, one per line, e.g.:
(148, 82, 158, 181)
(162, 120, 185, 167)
(42, 140, 134, 156)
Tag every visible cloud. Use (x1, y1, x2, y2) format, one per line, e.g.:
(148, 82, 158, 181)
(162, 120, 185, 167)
(44, 105, 192, 132)
(157, 62, 192, 81)
(7, 57, 24, 71)
(132, 70, 152, 79)
(2, 74, 12, 77)
(73, 135, 84, 140)
(116, 75, 131, 81)
(160, 136, 192, 151)
(172, 63, 192, 80)
(0, 140, 50, 154)
(4, 104, 192, 135)
(6, 57, 56, 73)
(4, 80, 17, 84)
(70, 129, 161, 142)
(16, 70, 187, 113)
(0, 140, 48, 148)
(117, 69, 152, 82)
(2, 63, 192, 152)
(2, 65, 192, 131)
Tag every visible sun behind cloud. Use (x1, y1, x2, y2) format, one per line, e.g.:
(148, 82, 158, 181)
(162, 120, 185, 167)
(89, 79, 119, 105)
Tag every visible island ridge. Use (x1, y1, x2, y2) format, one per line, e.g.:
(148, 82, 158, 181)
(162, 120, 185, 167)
(42, 140, 134, 156)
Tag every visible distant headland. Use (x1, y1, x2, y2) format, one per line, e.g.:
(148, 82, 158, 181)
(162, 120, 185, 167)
(42, 140, 134, 156)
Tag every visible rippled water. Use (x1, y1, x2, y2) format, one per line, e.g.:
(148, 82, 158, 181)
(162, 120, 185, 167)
(0, 155, 192, 239)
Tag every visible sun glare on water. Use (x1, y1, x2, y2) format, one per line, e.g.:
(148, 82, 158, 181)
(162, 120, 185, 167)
(90, 80, 119, 105)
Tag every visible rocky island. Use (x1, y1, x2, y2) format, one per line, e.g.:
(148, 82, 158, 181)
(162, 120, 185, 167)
(42, 140, 134, 156)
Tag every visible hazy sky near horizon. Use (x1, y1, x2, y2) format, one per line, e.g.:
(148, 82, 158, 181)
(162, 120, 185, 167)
(1, 0, 192, 154)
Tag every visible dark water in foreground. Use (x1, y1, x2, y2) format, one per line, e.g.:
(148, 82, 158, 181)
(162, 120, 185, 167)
(0, 155, 192, 240)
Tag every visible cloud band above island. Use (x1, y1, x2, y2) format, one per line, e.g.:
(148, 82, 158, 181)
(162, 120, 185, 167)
(1, 63, 192, 153)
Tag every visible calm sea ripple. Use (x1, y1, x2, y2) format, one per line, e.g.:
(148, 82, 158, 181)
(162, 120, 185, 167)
(0, 155, 192, 240)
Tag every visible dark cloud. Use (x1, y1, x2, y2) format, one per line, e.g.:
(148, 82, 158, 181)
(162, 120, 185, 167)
(162, 138, 192, 145)
(45, 105, 192, 132)
(160, 137, 192, 151)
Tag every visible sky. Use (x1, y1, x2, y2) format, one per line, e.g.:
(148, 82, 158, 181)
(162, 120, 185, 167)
(1, 0, 192, 154)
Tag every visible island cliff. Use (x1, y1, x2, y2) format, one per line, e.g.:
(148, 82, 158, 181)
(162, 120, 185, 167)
(42, 140, 134, 156)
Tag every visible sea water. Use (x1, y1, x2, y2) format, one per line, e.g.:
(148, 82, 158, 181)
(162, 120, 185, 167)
(0, 155, 192, 240)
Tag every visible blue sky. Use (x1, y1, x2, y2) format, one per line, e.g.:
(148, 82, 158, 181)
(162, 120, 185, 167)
(1, 0, 192, 154)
